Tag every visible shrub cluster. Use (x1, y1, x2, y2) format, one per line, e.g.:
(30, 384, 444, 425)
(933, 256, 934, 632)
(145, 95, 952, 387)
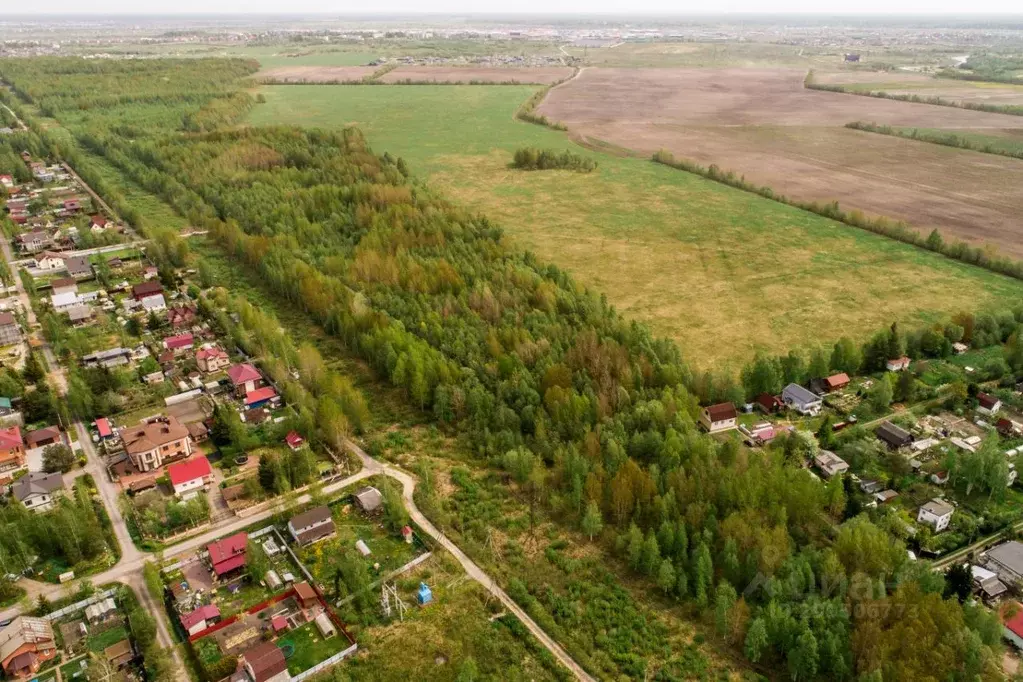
(511, 147, 597, 172)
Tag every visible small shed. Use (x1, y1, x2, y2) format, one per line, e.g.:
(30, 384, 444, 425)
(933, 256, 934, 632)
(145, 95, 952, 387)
(293, 581, 318, 610)
(353, 486, 383, 513)
(355, 539, 371, 557)
(417, 582, 433, 606)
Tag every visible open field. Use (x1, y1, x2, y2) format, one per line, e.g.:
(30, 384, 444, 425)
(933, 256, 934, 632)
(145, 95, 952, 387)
(814, 69, 1023, 105)
(258, 65, 377, 82)
(379, 66, 574, 84)
(249, 83, 1023, 371)
(538, 67, 1023, 257)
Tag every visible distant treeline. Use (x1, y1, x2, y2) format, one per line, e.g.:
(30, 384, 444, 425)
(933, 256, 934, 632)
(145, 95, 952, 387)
(651, 148, 1023, 284)
(804, 69, 1023, 117)
(512, 147, 597, 172)
(846, 121, 1023, 160)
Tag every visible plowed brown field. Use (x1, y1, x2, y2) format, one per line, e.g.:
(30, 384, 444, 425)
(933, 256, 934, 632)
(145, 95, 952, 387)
(379, 66, 574, 84)
(538, 67, 1023, 258)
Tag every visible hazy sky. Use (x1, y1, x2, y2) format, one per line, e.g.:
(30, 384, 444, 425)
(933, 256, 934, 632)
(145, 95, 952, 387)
(3, 1, 1022, 15)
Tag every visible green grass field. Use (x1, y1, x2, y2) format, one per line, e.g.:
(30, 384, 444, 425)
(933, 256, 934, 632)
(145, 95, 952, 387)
(248, 84, 1023, 371)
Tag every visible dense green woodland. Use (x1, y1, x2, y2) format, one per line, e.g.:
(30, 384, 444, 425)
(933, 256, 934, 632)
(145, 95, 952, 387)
(0, 57, 1010, 681)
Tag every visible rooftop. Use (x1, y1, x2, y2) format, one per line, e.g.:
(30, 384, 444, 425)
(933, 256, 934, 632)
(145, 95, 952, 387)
(119, 416, 188, 456)
(168, 456, 212, 486)
(11, 472, 63, 502)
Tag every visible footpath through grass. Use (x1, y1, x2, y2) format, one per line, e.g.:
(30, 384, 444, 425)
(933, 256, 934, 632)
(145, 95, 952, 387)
(249, 84, 1023, 371)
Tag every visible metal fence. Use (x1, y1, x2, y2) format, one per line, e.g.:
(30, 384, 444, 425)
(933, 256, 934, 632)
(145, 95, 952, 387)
(44, 588, 119, 621)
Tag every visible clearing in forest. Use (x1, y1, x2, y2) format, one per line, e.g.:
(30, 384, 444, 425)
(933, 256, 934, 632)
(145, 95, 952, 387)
(248, 83, 1023, 371)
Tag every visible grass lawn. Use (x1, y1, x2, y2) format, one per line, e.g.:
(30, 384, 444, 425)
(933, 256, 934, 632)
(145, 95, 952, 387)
(281, 622, 349, 675)
(249, 84, 1023, 372)
(59, 656, 89, 682)
(87, 623, 129, 653)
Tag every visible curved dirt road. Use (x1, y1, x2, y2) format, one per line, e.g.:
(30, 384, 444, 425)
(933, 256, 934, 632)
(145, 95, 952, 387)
(346, 440, 596, 682)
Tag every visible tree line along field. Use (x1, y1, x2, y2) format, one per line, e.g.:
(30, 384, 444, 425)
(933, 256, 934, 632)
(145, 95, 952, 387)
(248, 82, 1023, 372)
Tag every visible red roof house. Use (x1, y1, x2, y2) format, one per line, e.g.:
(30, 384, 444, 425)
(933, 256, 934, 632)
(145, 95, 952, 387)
(227, 363, 261, 388)
(270, 616, 288, 633)
(285, 431, 305, 450)
(89, 215, 108, 229)
(168, 456, 212, 496)
(180, 605, 220, 635)
(824, 373, 850, 391)
(63, 199, 81, 212)
(244, 386, 278, 408)
(207, 532, 247, 577)
(94, 418, 113, 439)
(132, 281, 163, 301)
(163, 332, 194, 352)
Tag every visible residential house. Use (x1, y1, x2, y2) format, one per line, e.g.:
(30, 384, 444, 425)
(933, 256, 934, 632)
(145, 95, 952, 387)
(65, 256, 90, 278)
(141, 294, 167, 313)
(163, 332, 194, 354)
(206, 532, 247, 579)
(0, 426, 25, 483)
(354, 486, 383, 513)
(62, 199, 81, 214)
(782, 383, 823, 416)
(917, 498, 954, 532)
(931, 470, 950, 486)
(985, 541, 1023, 584)
(119, 415, 191, 472)
(0, 617, 57, 678)
(167, 456, 213, 499)
(288, 506, 336, 546)
(180, 605, 220, 637)
(0, 313, 21, 346)
(142, 266, 159, 281)
(978, 392, 1002, 416)
(824, 373, 850, 392)
(0, 398, 15, 417)
(94, 417, 114, 441)
(971, 566, 1008, 603)
(66, 305, 93, 326)
(15, 231, 50, 253)
(227, 363, 262, 397)
(699, 402, 738, 433)
(240, 641, 289, 682)
(813, 450, 849, 478)
(876, 421, 912, 450)
(0, 175, 13, 190)
(245, 387, 279, 410)
(25, 426, 62, 450)
(50, 277, 77, 296)
(953, 342, 969, 355)
(998, 419, 1023, 438)
(886, 356, 911, 372)
(82, 347, 132, 369)
(103, 640, 134, 669)
(89, 215, 108, 230)
(196, 347, 229, 373)
(755, 393, 784, 414)
(186, 421, 209, 443)
(50, 290, 80, 312)
(34, 251, 65, 271)
(1005, 605, 1023, 650)
(11, 472, 64, 513)
(132, 281, 163, 301)
(84, 598, 117, 624)
(285, 431, 305, 450)
(166, 305, 196, 329)
(874, 489, 899, 504)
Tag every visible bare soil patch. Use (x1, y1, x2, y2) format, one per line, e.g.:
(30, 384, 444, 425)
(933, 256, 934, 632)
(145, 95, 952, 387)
(258, 66, 377, 82)
(379, 66, 574, 84)
(539, 67, 1023, 257)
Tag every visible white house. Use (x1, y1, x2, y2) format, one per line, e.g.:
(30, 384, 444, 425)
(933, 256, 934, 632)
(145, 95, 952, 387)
(977, 392, 1002, 416)
(886, 356, 911, 372)
(50, 291, 80, 312)
(141, 294, 167, 313)
(35, 252, 65, 271)
(782, 383, 822, 416)
(11, 472, 64, 513)
(167, 456, 212, 498)
(917, 498, 954, 533)
(699, 403, 738, 433)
